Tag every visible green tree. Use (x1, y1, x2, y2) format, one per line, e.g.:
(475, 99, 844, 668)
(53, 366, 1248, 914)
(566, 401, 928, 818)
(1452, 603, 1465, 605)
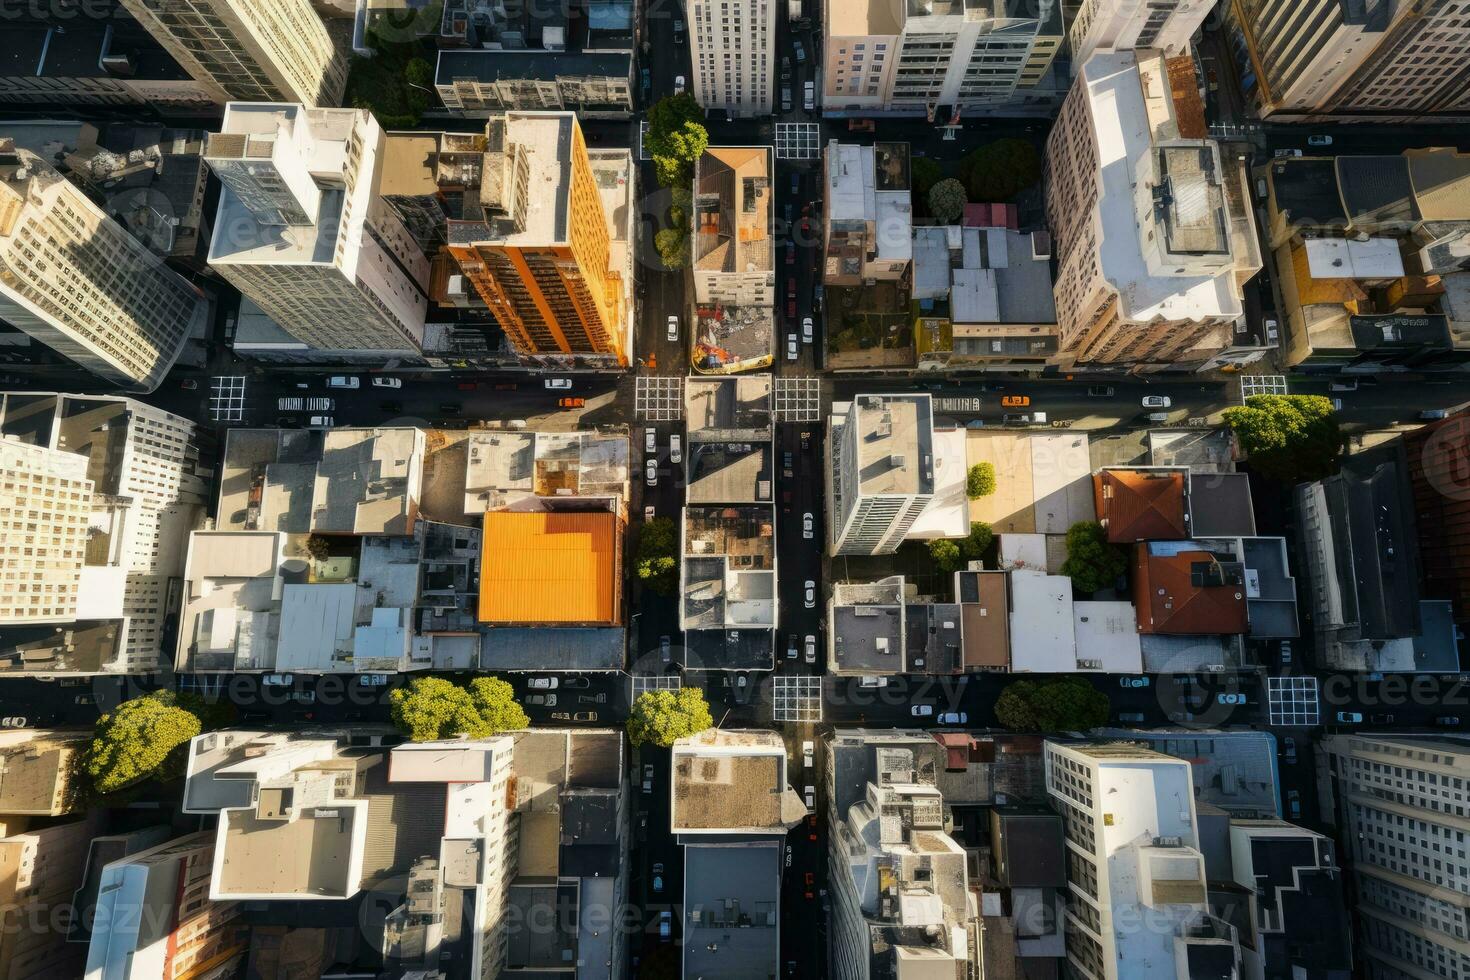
(994, 677, 1109, 732)
(928, 538, 964, 575)
(1060, 520, 1127, 595)
(911, 157, 943, 203)
(467, 677, 530, 732)
(84, 691, 203, 795)
(654, 227, 690, 270)
(304, 535, 330, 561)
(635, 517, 679, 595)
(668, 186, 693, 228)
(928, 178, 968, 224)
(1222, 394, 1342, 483)
(958, 138, 1041, 201)
(627, 688, 714, 748)
(966, 462, 996, 499)
(959, 522, 994, 563)
(647, 96, 709, 188)
(390, 677, 491, 742)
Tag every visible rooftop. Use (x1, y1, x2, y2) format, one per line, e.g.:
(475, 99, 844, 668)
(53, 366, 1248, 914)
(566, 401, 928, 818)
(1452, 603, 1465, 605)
(1336, 155, 1421, 232)
(852, 394, 935, 498)
(830, 578, 906, 673)
(0, 730, 86, 815)
(462, 429, 628, 514)
(681, 505, 776, 632)
(694, 147, 772, 275)
(1133, 542, 1250, 635)
(1094, 467, 1190, 542)
(1405, 147, 1470, 221)
(1187, 473, 1256, 538)
(1007, 569, 1075, 672)
(479, 511, 620, 625)
(683, 843, 781, 979)
(1095, 729, 1281, 817)
(671, 730, 797, 833)
(1267, 158, 1347, 232)
(956, 571, 1010, 669)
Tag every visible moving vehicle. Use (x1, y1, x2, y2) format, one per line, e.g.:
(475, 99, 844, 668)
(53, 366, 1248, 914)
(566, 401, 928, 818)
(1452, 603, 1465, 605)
(673, 18, 684, 42)
(785, 242, 796, 266)
(793, 39, 806, 62)
(1437, 716, 1462, 726)
(309, 415, 335, 428)
(1283, 736, 1297, 762)
(783, 451, 794, 477)
(558, 397, 584, 408)
(371, 377, 401, 388)
(439, 403, 461, 415)
(787, 635, 799, 660)
(1001, 394, 1029, 408)
(653, 871, 664, 893)
(262, 673, 294, 687)
(804, 635, 816, 664)
(1274, 148, 1303, 158)
(858, 676, 888, 688)
(802, 512, 814, 539)
(670, 434, 682, 464)
(1329, 380, 1358, 392)
(1117, 712, 1146, 724)
(1141, 395, 1172, 409)
(780, 57, 791, 82)
(1001, 413, 1033, 426)
(787, 333, 798, 361)
(1279, 640, 1293, 665)
(781, 86, 793, 112)
(803, 80, 815, 110)
(910, 704, 934, 717)
(1087, 385, 1115, 397)
(1286, 789, 1302, 818)
(802, 741, 814, 767)
(1307, 134, 1333, 146)
(642, 764, 654, 792)
(1369, 713, 1395, 724)
(804, 580, 815, 608)
(658, 911, 671, 940)
(528, 677, 558, 690)
(1217, 692, 1246, 705)
(848, 119, 875, 132)
(937, 711, 967, 725)
(327, 376, 359, 389)
(1336, 711, 1363, 723)
(572, 711, 597, 722)
(180, 378, 198, 390)
(802, 316, 813, 344)
(359, 674, 390, 687)
(674, 75, 686, 96)
(645, 427, 657, 453)
(545, 378, 572, 389)
(804, 785, 816, 811)
(1119, 676, 1149, 688)
(667, 314, 679, 341)
(660, 635, 672, 664)
(646, 458, 657, 486)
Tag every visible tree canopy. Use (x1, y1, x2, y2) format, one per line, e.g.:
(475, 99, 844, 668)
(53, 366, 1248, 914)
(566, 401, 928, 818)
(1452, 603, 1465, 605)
(84, 691, 203, 795)
(646, 95, 709, 188)
(994, 677, 1110, 732)
(928, 538, 964, 576)
(627, 688, 714, 748)
(390, 676, 528, 742)
(1222, 394, 1341, 483)
(911, 157, 943, 204)
(959, 522, 994, 564)
(928, 178, 968, 224)
(966, 462, 996, 499)
(958, 139, 1041, 201)
(1060, 520, 1127, 595)
(635, 516, 679, 595)
(344, 20, 436, 128)
(653, 227, 691, 270)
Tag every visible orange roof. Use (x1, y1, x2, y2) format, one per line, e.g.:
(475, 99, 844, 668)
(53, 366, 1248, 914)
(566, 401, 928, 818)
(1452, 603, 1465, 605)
(1094, 469, 1189, 542)
(479, 511, 620, 625)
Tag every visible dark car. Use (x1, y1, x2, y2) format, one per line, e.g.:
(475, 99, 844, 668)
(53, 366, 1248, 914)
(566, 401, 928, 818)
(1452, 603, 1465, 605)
(1087, 385, 1115, 397)
(785, 242, 796, 265)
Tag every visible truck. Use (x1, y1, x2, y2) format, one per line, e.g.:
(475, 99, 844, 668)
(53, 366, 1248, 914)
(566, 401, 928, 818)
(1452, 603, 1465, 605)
(788, 0, 802, 19)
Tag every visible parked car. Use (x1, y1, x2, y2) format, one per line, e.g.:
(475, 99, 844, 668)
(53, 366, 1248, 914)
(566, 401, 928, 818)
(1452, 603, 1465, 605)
(804, 635, 816, 664)
(1001, 395, 1030, 408)
(803, 80, 815, 110)
(305, 397, 332, 412)
(1370, 713, 1395, 724)
(309, 415, 335, 428)
(359, 674, 390, 687)
(802, 740, 814, 767)
(1001, 413, 1032, 425)
(858, 676, 888, 688)
(1141, 395, 1172, 409)
(179, 378, 198, 390)
(1119, 676, 1150, 689)
(1282, 736, 1297, 762)
(1279, 640, 1293, 665)
(793, 39, 806, 62)
(1307, 134, 1333, 146)
(528, 677, 558, 691)
(642, 764, 654, 792)
(572, 711, 597, 722)
(802, 316, 813, 344)
(785, 242, 796, 266)
(1420, 409, 1449, 421)
(1087, 385, 1115, 397)
(673, 18, 684, 41)
(670, 434, 682, 464)
(787, 635, 799, 660)
(937, 711, 967, 725)
(660, 635, 672, 664)
(673, 75, 686, 96)
(645, 427, 657, 453)
(371, 377, 401, 388)
(667, 314, 679, 341)
(1437, 716, 1462, 726)
(439, 403, 461, 415)
(1217, 692, 1246, 705)
(562, 677, 590, 689)
(781, 85, 793, 112)
(804, 580, 815, 608)
(1117, 712, 1146, 724)
(646, 458, 657, 486)
(658, 910, 671, 940)
(780, 56, 791, 81)
(804, 785, 816, 811)
(327, 375, 359, 389)
(545, 378, 572, 389)
(1274, 148, 1304, 158)
(1287, 789, 1302, 818)
(803, 512, 814, 539)
(910, 704, 934, 717)
(525, 693, 557, 707)
(787, 333, 798, 361)
(1329, 379, 1358, 392)
(558, 397, 585, 408)
(1336, 711, 1363, 723)
(653, 872, 664, 893)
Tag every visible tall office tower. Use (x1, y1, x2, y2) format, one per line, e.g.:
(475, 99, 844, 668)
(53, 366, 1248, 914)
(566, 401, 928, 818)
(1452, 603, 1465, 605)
(1322, 734, 1470, 980)
(1044, 49, 1261, 370)
(0, 441, 93, 625)
(822, 0, 1066, 116)
(0, 141, 205, 392)
(1045, 741, 1245, 980)
(688, 0, 777, 116)
(828, 394, 936, 556)
(117, 0, 347, 108)
(1230, 0, 1470, 119)
(1069, 0, 1216, 64)
(445, 112, 630, 368)
(205, 103, 431, 359)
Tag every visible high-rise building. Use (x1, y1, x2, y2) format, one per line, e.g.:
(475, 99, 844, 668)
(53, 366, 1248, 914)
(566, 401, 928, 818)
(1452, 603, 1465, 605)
(1069, 0, 1216, 64)
(84, 831, 248, 980)
(117, 0, 346, 108)
(444, 112, 631, 368)
(0, 392, 205, 674)
(689, 0, 777, 116)
(0, 141, 205, 391)
(1228, 0, 1470, 120)
(1045, 49, 1262, 370)
(1321, 734, 1470, 980)
(1045, 741, 1245, 980)
(822, 0, 1067, 116)
(205, 103, 431, 359)
(828, 394, 936, 556)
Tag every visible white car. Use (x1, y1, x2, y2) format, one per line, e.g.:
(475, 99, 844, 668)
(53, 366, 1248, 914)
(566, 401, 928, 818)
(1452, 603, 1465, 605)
(803, 80, 815, 111)
(670, 434, 682, 464)
(804, 635, 816, 664)
(327, 376, 360, 389)
(804, 580, 815, 608)
(545, 378, 573, 390)
(262, 673, 294, 687)
(858, 676, 888, 688)
(645, 427, 657, 453)
(804, 784, 815, 810)
(1307, 134, 1333, 146)
(786, 333, 798, 361)
(674, 75, 686, 95)
(309, 415, 335, 427)
(1141, 395, 1172, 409)
(371, 377, 401, 388)
(646, 458, 658, 487)
(802, 740, 814, 767)
(667, 314, 679, 342)
(802, 512, 814, 539)
(937, 711, 968, 725)
(528, 677, 559, 690)
(801, 316, 813, 344)
(910, 704, 935, 717)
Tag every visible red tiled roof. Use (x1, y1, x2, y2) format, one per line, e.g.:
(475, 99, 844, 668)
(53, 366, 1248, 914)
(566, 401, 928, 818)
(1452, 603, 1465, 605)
(1133, 546, 1249, 635)
(1094, 469, 1189, 542)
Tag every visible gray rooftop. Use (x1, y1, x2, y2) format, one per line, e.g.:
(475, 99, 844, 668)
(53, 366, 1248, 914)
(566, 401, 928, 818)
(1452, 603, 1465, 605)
(1188, 473, 1256, 537)
(479, 627, 625, 671)
(682, 843, 781, 980)
(1094, 729, 1280, 818)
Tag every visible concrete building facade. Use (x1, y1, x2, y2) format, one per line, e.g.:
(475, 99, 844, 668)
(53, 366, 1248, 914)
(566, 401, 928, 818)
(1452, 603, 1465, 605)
(689, 0, 776, 116)
(828, 394, 936, 555)
(1069, 0, 1215, 64)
